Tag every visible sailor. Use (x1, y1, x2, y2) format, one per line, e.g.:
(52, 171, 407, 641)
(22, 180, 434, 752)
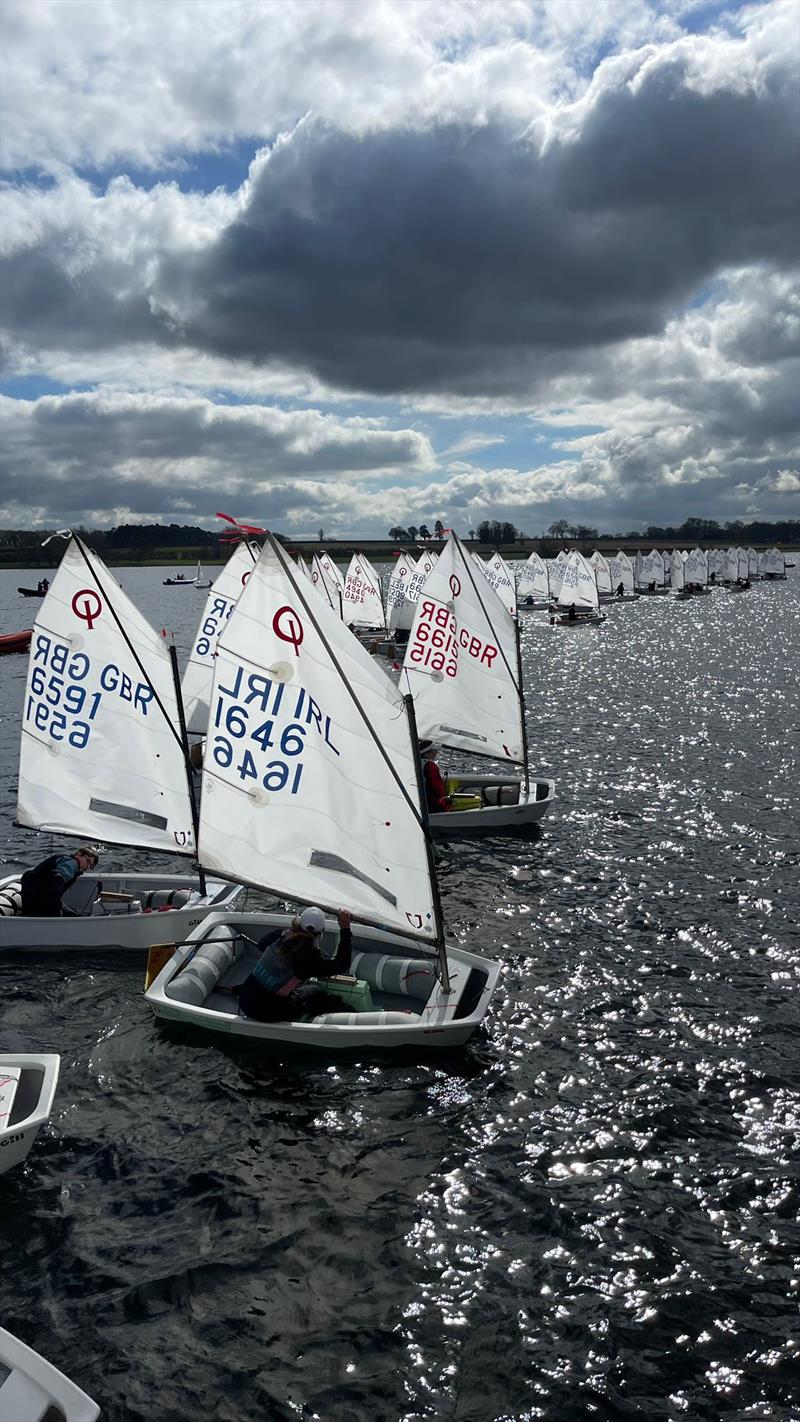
(238, 906, 353, 1022)
(419, 740, 452, 813)
(616, 582, 625, 598)
(568, 603, 577, 621)
(20, 847, 98, 917)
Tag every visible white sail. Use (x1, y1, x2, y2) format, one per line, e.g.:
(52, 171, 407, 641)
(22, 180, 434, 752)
(516, 551, 548, 602)
(548, 553, 568, 599)
(198, 537, 436, 940)
(638, 550, 664, 587)
(707, 548, 726, 576)
(18, 537, 195, 854)
(609, 551, 634, 594)
(482, 553, 517, 617)
(670, 550, 685, 590)
(343, 554, 386, 630)
(386, 553, 417, 632)
(406, 550, 435, 605)
(763, 546, 785, 576)
(317, 550, 344, 589)
(684, 548, 708, 586)
(556, 551, 599, 611)
(747, 547, 759, 576)
(311, 553, 342, 614)
(725, 547, 739, 581)
(401, 533, 522, 763)
(737, 549, 749, 580)
(588, 551, 612, 596)
(182, 542, 255, 735)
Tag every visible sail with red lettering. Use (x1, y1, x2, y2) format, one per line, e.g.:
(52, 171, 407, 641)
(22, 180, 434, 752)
(182, 542, 255, 735)
(483, 553, 517, 617)
(198, 536, 436, 940)
(400, 532, 523, 762)
(17, 537, 195, 854)
(556, 552, 599, 611)
(342, 554, 386, 630)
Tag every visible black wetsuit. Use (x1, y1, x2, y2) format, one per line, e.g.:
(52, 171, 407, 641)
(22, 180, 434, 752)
(239, 922, 353, 1022)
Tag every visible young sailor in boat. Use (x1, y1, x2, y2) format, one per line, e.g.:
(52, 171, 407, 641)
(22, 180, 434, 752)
(238, 906, 354, 1022)
(420, 741, 453, 813)
(20, 847, 98, 917)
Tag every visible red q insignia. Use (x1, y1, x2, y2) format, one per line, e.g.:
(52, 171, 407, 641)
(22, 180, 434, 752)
(405, 912, 423, 929)
(273, 605, 304, 655)
(449, 575, 461, 598)
(72, 589, 102, 630)
(241, 570, 251, 586)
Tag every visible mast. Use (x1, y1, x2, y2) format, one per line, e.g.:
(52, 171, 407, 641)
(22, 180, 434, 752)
(168, 646, 207, 896)
(512, 617, 530, 794)
(404, 693, 450, 991)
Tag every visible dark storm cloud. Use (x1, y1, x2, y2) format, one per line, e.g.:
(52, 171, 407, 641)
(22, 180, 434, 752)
(2, 36, 797, 401)
(160, 49, 798, 395)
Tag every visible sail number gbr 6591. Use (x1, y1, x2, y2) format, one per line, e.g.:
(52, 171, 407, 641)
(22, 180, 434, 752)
(211, 663, 340, 796)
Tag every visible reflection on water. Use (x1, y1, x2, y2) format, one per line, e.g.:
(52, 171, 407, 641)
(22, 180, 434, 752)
(1, 564, 799, 1421)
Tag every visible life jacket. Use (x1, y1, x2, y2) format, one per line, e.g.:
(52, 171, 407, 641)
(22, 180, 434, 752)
(251, 930, 303, 997)
(20, 854, 81, 913)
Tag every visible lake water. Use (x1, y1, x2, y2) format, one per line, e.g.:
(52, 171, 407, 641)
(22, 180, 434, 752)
(1, 563, 799, 1421)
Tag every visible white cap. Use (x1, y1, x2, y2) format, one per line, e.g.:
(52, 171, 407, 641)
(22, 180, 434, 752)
(299, 905, 326, 934)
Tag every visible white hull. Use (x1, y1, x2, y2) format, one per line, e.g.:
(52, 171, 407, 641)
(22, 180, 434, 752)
(0, 1054, 60, 1174)
(146, 912, 501, 1049)
(0, 1327, 99, 1422)
(430, 776, 554, 834)
(0, 872, 243, 952)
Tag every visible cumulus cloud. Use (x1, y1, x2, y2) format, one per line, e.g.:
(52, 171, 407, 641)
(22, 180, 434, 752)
(0, 391, 435, 526)
(0, 1, 798, 531)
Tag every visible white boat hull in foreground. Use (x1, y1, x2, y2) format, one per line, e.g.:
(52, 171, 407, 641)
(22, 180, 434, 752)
(0, 1054, 60, 1174)
(430, 775, 555, 834)
(146, 912, 501, 1049)
(0, 872, 243, 952)
(0, 1327, 99, 1422)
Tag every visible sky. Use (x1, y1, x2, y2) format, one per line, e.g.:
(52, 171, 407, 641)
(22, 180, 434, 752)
(1, 0, 798, 537)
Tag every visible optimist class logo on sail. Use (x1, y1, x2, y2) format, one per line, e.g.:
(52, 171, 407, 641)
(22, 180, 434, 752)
(211, 607, 340, 799)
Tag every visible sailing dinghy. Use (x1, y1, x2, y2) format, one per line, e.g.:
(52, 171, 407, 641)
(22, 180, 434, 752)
(181, 542, 256, 736)
(401, 532, 554, 833)
(551, 551, 607, 624)
(0, 1328, 99, 1422)
(343, 553, 387, 633)
(0, 1055, 60, 1174)
(516, 551, 549, 608)
(1, 536, 241, 953)
(146, 532, 500, 1049)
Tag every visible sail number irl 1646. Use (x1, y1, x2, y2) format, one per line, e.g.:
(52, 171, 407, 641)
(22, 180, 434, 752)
(211, 663, 341, 797)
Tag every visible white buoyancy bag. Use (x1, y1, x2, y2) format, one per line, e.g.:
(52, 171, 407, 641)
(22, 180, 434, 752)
(18, 537, 195, 854)
(198, 536, 437, 941)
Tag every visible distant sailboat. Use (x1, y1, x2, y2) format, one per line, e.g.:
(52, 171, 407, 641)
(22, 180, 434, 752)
(551, 551, 607, 624)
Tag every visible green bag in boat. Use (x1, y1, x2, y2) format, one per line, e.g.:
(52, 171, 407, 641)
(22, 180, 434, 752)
(309, 976, 374, 1012)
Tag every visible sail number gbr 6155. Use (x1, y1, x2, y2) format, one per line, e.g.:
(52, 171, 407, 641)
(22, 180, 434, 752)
(408, 599, 498, 678)
(211, 663, 340, 796)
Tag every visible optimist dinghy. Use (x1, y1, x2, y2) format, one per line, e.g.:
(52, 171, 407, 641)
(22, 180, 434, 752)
(0, 1328, 99, 1422)
(400, 532, 554, 834)
(550, 552, 607, 624)
(145, 532, 500, 1049)
(2, 536, 242, 954)
(516, 551, 549, 609)
(0, 1055, 60, 1174)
